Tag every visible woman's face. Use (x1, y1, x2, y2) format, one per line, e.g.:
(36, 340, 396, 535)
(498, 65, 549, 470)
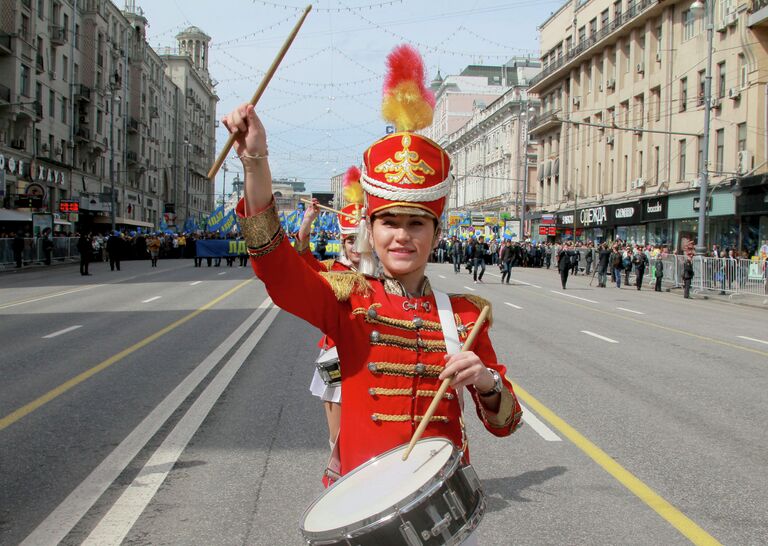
(370, 213, 438, 277)
(342, 235, 360, 266)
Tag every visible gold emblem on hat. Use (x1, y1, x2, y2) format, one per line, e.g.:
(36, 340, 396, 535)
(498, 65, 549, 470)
(374, 135, 435, 185)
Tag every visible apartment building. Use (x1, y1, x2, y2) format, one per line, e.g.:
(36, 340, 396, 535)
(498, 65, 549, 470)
(443, 86, 539, 218)
(0, 0, 217, 233)
(425, 59, 540, 146)
(529, 0, 768, 254)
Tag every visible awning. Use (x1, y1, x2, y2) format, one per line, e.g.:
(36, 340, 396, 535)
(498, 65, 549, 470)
(93, 216, 154, 228)
(0, 209, 32, 222)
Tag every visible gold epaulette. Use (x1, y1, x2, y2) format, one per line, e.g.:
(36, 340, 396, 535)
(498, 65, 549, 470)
(319, 271, 372, 301)
(452, 294, 493, 327)
(320, 258, 336, 272)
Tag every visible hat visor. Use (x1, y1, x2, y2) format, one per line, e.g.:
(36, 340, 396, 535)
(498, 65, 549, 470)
(370, 204, 436, 219)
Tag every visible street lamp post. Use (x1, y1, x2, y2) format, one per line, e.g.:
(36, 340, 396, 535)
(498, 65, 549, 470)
(520, 97, 535, 242)
(184, 137, 190, 226)
(691, 0, 714, 256)
(106, 91, 120, 232)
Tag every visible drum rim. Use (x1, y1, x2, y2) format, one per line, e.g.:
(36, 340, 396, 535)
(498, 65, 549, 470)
(300, 437, 462, 540)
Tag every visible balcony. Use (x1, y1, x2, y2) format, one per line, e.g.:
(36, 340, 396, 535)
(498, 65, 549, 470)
(75, 84, 92, 102)
(75, 127, 90, 142)
(127, 117, 139, 133)
(34, 100, 43, 119)
(127, 151, 138, 164)
(749, 0, 768, 26)
(528, 109, 562, 135)
(0, 32, 11, 55)
(530, 0, 656, 91)
(0, 83, 10, 103)
(36, 53, 44, 73)
(49, 25, 67, 46)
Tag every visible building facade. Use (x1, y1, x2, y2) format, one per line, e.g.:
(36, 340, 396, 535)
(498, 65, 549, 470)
(0, 0, 217, 233)
(528, 0, 768, 255)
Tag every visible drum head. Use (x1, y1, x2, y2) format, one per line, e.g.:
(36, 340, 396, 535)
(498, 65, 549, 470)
(302, 438, 454, 534)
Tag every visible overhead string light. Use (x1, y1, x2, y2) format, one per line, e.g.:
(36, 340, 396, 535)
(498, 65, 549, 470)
(253, 0, 404, 12)
(210, 13, 297, 48)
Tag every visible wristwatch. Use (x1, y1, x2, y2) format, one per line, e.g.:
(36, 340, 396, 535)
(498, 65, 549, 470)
(477, 368, 503, 397)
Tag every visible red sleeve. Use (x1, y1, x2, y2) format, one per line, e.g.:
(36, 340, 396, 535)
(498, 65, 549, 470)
(467, 324, 523, 437)
(299, 247, 325, 272)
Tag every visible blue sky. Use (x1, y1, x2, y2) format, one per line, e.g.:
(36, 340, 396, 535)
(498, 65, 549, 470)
(135, 0, 562, 194)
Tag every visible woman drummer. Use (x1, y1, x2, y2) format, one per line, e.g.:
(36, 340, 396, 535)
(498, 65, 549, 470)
(224, 44, 522, 483)
(296, 169, 366, 461)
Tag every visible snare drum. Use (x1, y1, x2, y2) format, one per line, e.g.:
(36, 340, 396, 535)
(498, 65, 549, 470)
(316, 347, 342, 386)
(300, 438, 484, 545)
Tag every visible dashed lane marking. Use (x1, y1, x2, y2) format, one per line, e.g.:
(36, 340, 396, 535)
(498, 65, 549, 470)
(42, 325, 83, 339)
(738, 335, 768, 346)
(514, 279, 542, 288)
(0, 279, 253, 433)
(550, 290, 599, 304)
(217, 272, 227, 276)
(463, 285, 477, 292)
(581, 330, 619, 343)
(617, 307, 645, 315)
(189, 281, 203, 286)
(509, 380, 722, 545)
(0, 286, 99, 310)
(438, 275, 446, 279)
(141, 296, 161, 304)
(503, 302, 523, 310)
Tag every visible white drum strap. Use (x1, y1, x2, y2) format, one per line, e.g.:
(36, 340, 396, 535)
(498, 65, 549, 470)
(433, 289, 468, 452)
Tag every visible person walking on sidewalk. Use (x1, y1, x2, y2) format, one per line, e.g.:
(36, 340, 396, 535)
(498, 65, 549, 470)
(596, 243, 611, 287)
(147, 234, 161, 267)
(633, 248, 647, 290)
(654, 254, 664, 292)
(450, 236, 462, 274)
(585, 246, 593, 275)
(682, 255, 695, 298)
(107, 231, 123, 271)
(77, 232, 92, 275)
(610, 245, 623, 288)
(12, 231, 25, 268)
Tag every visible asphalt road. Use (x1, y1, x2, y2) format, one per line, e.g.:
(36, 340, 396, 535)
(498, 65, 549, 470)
(1, 258, 766, 545)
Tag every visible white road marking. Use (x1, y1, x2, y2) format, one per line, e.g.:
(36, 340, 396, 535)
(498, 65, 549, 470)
(20, 299, 274, 546)
(519, 404, 561, 442)
(581, 330, 619, 344)
(81, 305, 282, 546)
(438, 275, 446, 279)
(189, 281, 203, 286)
(514, 279, 542, 288)
(550, 290, 599, 303)
(504, 302, 523, 310)
(141, 296, 161, 304)
(42, 325, 83, 339)
(616, 307, 645, 315)
(738, 335, 768, 346)
(463, 285, 477, 292)
(0, 285, 99, 310)
(487, 273, 501, 278)
(217, 272, 227, 276)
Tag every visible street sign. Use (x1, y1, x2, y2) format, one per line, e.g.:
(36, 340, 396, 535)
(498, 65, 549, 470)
(59, 200, 80, 213)
(15, 195, 43, 208)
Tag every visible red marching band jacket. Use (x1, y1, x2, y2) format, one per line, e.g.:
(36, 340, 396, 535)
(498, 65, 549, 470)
(297, 247, 349, 350)
(238, 199, 523, 478)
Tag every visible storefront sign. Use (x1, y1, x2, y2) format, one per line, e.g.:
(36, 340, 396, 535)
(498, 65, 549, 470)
(558, 213, 574, 225)
(737, 186, 768, 215)
(642, 197, 668, 222)
(579, 205, 608, 227)
(609, 202, 641, 225)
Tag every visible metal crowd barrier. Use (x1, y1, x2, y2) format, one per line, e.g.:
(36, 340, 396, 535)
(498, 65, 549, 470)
(0, 237, 81, 269)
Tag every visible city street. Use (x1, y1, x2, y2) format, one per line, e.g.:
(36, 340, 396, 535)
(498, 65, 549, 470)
(1, 259, 766, 545)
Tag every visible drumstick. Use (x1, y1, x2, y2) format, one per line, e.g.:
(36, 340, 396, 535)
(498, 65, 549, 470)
(402, 305, 491, 461)
(207, 4, 313, 181)
(300, 199, 356, 220)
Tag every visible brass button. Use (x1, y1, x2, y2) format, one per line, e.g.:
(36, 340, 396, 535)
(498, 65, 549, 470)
(413, 316, 423, 328)
(368, 388, 376, 396)
(367, 307, 378, 319)
(457, 324, 468, 335)
(370, 330, 381, 342)
(371, 414, 379, 422)
(445, 393, 455, 400)
(368, 362, 378, 372)
(415, 363, 426, 375)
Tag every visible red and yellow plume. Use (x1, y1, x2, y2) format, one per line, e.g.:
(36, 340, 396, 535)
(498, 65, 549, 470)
(382, 44, 435, 132)
(342, 165, 363, 205)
